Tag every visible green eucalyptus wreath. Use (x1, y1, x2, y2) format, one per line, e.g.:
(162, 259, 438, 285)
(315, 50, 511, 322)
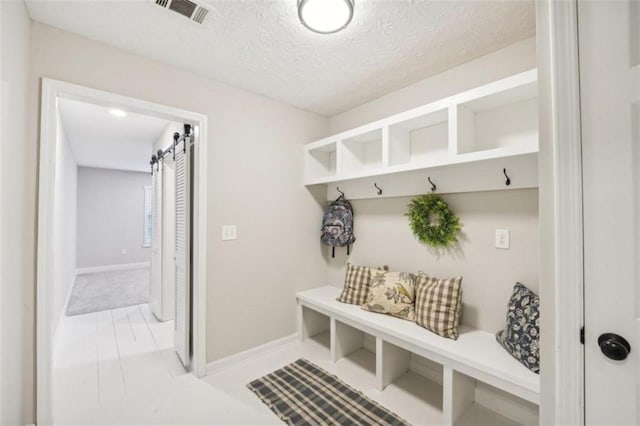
(406, 194, 461, 248)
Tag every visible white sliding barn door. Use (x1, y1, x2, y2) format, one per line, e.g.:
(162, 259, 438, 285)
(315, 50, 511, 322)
(174, 139, 191, 368)
(579, 0, 639, 423)
(161, 160, 176, 321)
(150, 167, 163, 319)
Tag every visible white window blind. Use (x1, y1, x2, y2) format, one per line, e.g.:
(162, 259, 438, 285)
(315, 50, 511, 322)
(143, 185, 152, 247)
(174, 142, 191, 367)
(150, 168, 163, 318)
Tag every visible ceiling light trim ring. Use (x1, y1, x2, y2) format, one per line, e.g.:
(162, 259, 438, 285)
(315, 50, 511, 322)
(297, 0, 355, 35)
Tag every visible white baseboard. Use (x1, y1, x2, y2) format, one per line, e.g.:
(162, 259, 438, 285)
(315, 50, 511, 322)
(76, 261, 150, 275)
(206, 334, 297, 375)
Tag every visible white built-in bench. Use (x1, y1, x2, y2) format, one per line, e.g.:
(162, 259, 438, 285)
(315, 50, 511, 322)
(297, 286, 539, 425)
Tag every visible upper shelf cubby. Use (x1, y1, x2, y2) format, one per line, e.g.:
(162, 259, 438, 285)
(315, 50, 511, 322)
(388, 107, 450, 168)
(303, 69, 539, 190)
(305, 140, 337, 183)
(452, 75, 538, 157)
(342, 128, 383, 177)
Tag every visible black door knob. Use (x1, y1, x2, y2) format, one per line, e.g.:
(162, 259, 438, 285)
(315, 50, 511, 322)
(598, 333, 631, 361)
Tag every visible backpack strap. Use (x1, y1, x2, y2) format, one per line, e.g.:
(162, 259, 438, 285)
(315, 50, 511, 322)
(347, 245, 350, 255)
(332, 247, 335, 258)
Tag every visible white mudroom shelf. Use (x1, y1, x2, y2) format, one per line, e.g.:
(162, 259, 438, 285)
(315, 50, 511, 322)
(303, 70, 538, 199)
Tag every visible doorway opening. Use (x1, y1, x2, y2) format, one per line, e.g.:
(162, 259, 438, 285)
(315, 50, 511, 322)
(36, 79, 208, 424)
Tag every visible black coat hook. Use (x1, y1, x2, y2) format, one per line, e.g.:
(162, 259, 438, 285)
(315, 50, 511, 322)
(503, 168, 511, 186)
(336, 187, 345, 200)
(428, 177, 436, 192)
(374, 183, 382, 195)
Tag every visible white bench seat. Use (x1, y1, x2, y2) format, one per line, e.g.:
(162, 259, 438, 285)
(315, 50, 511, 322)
(296, 286, 540, 411)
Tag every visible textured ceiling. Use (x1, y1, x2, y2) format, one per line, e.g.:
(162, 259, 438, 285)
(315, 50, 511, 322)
(59, 98, 170, 172)
(26, 0, 535, 116)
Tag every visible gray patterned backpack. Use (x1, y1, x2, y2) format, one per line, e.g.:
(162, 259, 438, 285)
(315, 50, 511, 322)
(321, 196, 356, 258)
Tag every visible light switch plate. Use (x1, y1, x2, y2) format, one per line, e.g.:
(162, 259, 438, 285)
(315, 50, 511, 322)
(495, 229, 510, 249)
(121, 248, 127, 256)
(222, 225, 237, 241)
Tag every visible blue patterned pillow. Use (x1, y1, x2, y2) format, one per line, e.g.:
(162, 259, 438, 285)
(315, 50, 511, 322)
(496, 283, 540, 374)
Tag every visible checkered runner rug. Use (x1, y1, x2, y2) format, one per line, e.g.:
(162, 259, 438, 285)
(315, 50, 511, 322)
(247, 358, 409, 426)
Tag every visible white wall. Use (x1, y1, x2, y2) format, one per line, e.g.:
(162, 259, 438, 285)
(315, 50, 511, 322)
(27, 22, 329, 369)
(52, 119, 77, 335)
(0, 1, 34, 424)
(326, 36, 539, 333)
(329, 37, 537, 133)
(76, 167, 152, 268)
(326, 190, 539, 333)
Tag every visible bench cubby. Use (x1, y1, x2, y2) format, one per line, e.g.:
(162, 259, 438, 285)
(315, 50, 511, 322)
(444, 366, 477, 425)
(297, 304, 330, 347)
(376, 338, 411, 391)
(331, 318, 366, 362)
(376, 368, 445, 424)
(297, 286, 539, 426)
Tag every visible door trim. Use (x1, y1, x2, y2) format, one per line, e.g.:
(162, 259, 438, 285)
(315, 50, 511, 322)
(36, 78, 209, 424)
(536, 0, 584, 424)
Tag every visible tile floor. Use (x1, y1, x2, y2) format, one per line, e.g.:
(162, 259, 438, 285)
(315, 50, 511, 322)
(53, 308, 517, 425)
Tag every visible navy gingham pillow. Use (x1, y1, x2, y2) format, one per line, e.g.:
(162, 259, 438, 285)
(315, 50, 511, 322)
(496, 283, 540, 374)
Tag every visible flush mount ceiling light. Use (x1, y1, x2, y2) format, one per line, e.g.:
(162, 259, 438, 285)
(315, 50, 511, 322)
(109, 108, 127, 118)
(298, 0, 354, 34)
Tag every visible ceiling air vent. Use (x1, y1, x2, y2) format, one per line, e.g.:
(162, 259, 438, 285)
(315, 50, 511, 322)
(154, 0, 209, 24)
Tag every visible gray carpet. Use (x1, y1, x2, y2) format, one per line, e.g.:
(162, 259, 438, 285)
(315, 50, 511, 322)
(66, 268, 151, 316)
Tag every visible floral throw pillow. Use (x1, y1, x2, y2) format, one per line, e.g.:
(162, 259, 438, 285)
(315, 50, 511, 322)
(496, 283, 540, 374)
(361, 270, 418, 321)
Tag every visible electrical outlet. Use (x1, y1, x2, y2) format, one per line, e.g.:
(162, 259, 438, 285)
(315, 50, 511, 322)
(222, 225, 237, 241)
(495, 229, 510, 249)
(121, 248, 127, 256)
